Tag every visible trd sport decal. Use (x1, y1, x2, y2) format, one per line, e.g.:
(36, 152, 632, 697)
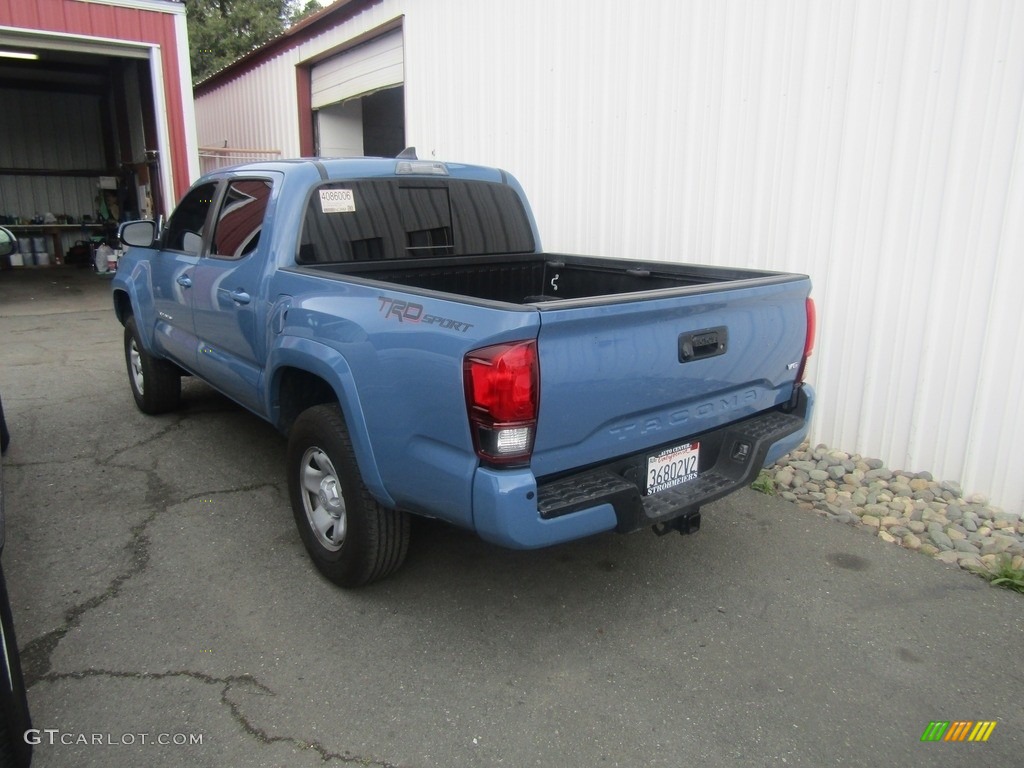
(378, 296, 475, 333)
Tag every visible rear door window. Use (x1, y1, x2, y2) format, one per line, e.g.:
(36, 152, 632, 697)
(210, 179, 273, 260)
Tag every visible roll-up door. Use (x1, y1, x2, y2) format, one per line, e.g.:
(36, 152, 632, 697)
(311, 29, 404, 110)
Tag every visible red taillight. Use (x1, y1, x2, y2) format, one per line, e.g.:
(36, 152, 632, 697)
(796, 297, 816, 385)
(464, 340, 539, 465)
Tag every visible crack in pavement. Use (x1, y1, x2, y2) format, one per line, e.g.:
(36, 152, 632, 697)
(19, 465, 172, 688)
(36, 668, 403, 767)
(99, 415, 188, 463)
(7, 330, 350, 762)
(18, 469, 285, 689)
(24, 472, 395, 766)
(181, 483, 282, 504)
(19, 399, 284, 688)
(96, 403, 258, 465)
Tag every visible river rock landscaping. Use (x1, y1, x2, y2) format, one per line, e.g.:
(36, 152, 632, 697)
(764, 443, 1024, 583)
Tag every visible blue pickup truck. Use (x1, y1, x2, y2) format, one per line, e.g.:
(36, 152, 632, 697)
(112, 156, 815, 586)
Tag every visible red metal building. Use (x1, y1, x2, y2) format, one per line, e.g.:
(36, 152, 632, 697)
(0, 0, 198, 234)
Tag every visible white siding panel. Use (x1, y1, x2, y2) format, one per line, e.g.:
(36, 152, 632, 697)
(400, 0, 1024, 512)
(195, 51, 293, 155)
(196, 0, 1024, 512)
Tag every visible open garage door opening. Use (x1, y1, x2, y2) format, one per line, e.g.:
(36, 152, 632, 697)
(316, 85, 405, 159)
(0, 31, 177, 266)
(311, 29, 404, 159)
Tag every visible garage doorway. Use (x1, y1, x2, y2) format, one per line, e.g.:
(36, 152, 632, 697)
(316, 85, 405, 158)
(0, 31, 172, 264)
(311, 29, 405, 159)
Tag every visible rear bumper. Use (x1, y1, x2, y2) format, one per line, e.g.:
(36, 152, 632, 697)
(472, 386, 813, 548)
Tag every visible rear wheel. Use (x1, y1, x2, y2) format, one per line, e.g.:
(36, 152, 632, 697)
(286, 404, 410, 587)
(124, 316, 181, 414)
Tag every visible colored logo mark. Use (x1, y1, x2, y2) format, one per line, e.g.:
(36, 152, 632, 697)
(921, 721, 997, 742)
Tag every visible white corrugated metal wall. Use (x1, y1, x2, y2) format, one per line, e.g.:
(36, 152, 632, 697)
(0, 88, 106, 221)
(193, 1, 404, 155)
(194, 0, 1024, 513)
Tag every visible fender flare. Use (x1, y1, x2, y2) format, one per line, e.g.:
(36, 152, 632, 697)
(265, 337, 394, 508)
(112, 267, 159, 353)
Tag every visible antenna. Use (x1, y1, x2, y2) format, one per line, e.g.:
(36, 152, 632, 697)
(396, 147, 418, 160)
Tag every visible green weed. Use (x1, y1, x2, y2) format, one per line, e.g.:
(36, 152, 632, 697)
(751, 470, 776, 496)
(983, 555, 1024, 595)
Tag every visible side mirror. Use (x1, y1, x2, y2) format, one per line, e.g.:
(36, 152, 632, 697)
(0, 226, 15, 258)
(119, 220, 157, 248)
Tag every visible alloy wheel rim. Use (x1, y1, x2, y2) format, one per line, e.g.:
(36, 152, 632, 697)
(299, 446, 347, 551)
(129, 340, 144, 394)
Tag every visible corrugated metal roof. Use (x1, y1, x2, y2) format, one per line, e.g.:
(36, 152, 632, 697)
(192, 0, 384, 94)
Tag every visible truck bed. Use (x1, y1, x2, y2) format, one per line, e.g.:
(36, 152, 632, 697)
(296, 253, 800, 307)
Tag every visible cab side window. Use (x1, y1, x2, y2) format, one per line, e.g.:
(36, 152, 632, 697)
(163, 182, 218, 254)
(210, 179, 273, 260)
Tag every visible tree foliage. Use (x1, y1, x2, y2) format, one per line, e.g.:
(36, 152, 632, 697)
(186, 0, 322, 84)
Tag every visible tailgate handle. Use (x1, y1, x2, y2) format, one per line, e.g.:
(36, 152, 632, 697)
(679, 327, 728, 363)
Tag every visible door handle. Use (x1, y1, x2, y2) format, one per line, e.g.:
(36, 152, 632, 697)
(176, 275, 192, 288)
(230, 289, 251, 305)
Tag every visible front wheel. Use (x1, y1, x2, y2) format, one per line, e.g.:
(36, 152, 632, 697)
(123, 316, 181, 414)
(286, 404, 410, 587)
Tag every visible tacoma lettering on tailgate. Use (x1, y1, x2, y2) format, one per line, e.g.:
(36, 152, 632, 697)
(608, 389, 761, 439)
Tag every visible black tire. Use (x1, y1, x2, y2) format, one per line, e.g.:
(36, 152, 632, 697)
(0, 565, 32, 768)
(286, 404, 410, 587)
(124, 315, 181, 414)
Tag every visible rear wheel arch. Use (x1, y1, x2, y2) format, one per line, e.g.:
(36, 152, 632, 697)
(271, 363, 392, 507)
(274, 366, 339, 434)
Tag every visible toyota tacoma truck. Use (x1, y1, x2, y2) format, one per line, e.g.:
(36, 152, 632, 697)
(112, 155, 815, 587)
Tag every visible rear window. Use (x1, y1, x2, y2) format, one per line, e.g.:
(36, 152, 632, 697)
(298, 178, 535, 263)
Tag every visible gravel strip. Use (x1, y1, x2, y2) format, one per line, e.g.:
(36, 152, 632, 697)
(765, 443, 1024, 577)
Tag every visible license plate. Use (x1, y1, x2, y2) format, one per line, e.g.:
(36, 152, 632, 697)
(646, 442, 700, 495)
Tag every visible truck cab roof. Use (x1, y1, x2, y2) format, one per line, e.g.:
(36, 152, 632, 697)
(199, 156, 511, 186)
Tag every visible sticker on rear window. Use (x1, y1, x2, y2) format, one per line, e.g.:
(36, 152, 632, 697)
(319, 188, 356, 213)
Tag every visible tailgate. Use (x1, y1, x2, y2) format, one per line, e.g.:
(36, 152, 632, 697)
(531, 277, 811, 479)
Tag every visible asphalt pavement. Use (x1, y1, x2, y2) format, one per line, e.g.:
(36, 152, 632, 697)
(0, 266, 1020, 767)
